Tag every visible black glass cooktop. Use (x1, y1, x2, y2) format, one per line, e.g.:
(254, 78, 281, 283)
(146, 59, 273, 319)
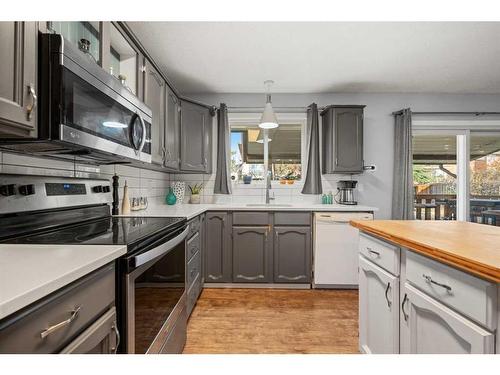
(3, 216, 186, 248)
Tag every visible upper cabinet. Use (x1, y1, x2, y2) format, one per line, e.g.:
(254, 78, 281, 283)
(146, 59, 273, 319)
(321, 105, 364, 174)
(0, 22, 38, 138)
(109, 24, 139, 96)
(143, 59, 165, 166)
(48, 22, 101, 65)
(180, 100, 213, 173)
(164, 87, 181, 170)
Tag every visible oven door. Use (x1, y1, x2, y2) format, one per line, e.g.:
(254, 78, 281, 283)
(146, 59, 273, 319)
(45, 34, 152, 163)
(123, 226, 188, 354)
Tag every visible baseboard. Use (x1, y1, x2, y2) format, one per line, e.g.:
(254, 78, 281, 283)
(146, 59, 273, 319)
(312, 284, 359, 290)
(204, 283, 311, 289)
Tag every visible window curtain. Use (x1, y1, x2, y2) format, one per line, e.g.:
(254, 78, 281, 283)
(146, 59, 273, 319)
(301, 103, 323, 195)
(392, 108, 414, 219)
(214, 103, 232, 194)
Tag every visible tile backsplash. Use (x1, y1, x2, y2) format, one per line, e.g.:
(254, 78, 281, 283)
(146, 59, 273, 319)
(0, 151, 171, 207)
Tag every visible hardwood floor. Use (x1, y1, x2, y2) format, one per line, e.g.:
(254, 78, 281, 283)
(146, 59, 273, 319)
(183, 288, 359, 354)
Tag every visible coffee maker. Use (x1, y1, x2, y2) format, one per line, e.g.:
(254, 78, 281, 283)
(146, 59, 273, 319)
(335, 180, 358, 205)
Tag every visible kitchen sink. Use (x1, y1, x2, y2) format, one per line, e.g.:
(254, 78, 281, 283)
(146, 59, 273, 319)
(245, 204, 293, 207)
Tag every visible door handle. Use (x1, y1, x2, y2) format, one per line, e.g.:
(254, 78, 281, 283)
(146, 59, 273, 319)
(40, 306, 81, 339)
(384, 282, 392, 308)
(26, 84, 37, 121)
(110, 323, 120, 354)
(401, 293, 409, 321)
(366, 247, 380, 257)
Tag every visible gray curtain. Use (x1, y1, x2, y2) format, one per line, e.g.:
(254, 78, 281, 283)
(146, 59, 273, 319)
(214, 103, 232, 194)
(301, 103, 323, 195)
(392, 108, 414, 219)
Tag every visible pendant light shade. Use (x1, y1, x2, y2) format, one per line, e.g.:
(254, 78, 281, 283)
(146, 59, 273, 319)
(259, 81, 279, 129)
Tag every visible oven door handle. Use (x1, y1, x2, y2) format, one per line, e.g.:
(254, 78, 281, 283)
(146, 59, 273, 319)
(133, 226, 189, 268)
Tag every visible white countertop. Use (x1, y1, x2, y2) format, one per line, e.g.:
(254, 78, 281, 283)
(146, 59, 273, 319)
(0, 244, 126, 320)
(117, 203, 378, 220)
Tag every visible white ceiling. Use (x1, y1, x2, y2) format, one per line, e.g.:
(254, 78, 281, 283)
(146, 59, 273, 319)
(128, 22, 500, 94)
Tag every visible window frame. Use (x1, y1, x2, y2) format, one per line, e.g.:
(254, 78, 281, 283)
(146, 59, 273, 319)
(413, 118, 500, 222)
(228, 112, 308, 185)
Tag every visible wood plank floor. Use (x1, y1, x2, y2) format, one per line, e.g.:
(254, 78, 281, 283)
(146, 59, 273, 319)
(183, 288, 359, 354)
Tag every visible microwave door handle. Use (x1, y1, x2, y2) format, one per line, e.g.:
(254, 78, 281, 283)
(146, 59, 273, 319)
(133, 225, 189, 268)
(136, 112, 147, 153)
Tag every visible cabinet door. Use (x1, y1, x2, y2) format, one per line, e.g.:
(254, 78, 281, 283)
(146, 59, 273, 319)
(274, 226, 311, 283)
(401, 283, 495, 354)
(143, 60, 165, 165)
(180, 100, 210, 172)
(334, 107, 363, 173)
(359, 256, 399, 354)
(164, 87, 180, 170)
(232, 227, 273, 283)
(204, 212, 231, 282)
(0, 22, 38, 137)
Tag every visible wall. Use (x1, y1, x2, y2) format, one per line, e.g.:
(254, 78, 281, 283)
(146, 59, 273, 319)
(191, 93, 500, 219)
(0, 151, 171, 207)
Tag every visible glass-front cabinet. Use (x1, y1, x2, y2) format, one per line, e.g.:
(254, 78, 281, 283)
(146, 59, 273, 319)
(48, 22, 101, 64)
(109, 24, 139, 95)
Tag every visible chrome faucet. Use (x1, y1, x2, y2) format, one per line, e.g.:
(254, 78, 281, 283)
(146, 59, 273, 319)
(265, 172, 275, 204)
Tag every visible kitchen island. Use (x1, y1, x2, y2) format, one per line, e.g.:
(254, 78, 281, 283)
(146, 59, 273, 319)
(350, 220, 500, 354)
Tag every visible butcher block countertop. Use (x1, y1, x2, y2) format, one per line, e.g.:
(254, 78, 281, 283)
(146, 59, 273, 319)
(350, 220, 500, 283)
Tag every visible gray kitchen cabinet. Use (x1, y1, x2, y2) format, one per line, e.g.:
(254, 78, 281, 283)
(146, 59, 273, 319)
(321, 105, 365, 174)
(232, 227, 273, 283)
(180, 100, 213, 173)
(0, 22, 38, 138)
(273, 226, 311, 283)
(164, 86, 181, 170)
(204, 212, 232, 282)
(143, 59, 165, 165)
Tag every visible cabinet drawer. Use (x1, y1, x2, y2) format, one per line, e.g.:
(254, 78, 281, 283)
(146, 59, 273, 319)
(359, 233, 400, 276)
(274, 212, 311, 226)
(187, 249, 201, 290)
(232, 212, 269, 225)
(187, 231, 200, 262)
(406, 251, 497, 330)
(0, 264, 115, 353)
(187, 216, 201, 239)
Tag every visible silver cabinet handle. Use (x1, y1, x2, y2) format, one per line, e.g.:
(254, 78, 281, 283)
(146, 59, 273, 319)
(40, 306, 81, 339)
(26, 84, 37, 120)
(367, 247, 380, 257)
(422, 274, 452, 294)
(401, 293, 409, 321)
(384, 282, 392, 308)
(111, 323, 120, 354)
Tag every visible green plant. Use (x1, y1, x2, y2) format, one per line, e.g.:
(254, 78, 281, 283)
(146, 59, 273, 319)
(188, 183, 203, 195)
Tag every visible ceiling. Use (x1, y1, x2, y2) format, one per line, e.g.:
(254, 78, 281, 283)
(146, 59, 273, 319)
(128, 22, 500, 94)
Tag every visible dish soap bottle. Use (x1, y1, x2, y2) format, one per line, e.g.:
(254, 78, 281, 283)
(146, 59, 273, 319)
(166, 187, 177, 205)
(121, 181, 131, 214)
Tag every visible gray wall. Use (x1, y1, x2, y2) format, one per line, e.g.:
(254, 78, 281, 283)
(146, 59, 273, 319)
(191, 93, 500, 219)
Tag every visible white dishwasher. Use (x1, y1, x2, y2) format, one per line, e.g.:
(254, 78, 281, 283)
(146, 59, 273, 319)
(313, 212, 373, 288)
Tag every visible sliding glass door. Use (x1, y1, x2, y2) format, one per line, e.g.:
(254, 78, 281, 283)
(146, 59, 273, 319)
(412, 128, 500, 226)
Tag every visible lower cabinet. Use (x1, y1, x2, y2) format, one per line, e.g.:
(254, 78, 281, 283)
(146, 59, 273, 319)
(274, 227, 311, 283)
(401, 283, 495, 354)
(204, 212, 232, 282)
(358, 255, 400, 354)
(232, 227, 273, 283)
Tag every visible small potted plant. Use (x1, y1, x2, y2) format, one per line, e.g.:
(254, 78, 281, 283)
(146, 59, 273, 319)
(188, 183, 203, 204)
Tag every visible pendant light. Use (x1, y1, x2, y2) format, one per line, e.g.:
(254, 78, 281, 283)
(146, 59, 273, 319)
(259, 80, 279, 129)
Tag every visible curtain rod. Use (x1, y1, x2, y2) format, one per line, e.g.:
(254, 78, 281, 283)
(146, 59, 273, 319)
(392, 110, 500, 116)
(227, 106, 325, 113)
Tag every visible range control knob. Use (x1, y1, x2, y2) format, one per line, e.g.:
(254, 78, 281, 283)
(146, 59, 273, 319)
(18, 184, 35, 196)
(102, 185, 111, 193)
(0, 184, 16, 196)
(92, 185, 103, 193)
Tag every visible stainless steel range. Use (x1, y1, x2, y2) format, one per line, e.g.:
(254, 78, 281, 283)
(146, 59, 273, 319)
(0, 174, 188, 354)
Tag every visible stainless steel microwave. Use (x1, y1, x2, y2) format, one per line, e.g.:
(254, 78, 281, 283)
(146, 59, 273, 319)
(0, 33, 152, 165)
